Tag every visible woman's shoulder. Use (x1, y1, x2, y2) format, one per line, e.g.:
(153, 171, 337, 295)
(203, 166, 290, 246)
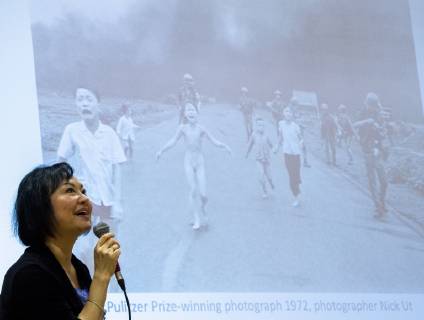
(4, 260, 47, 285)
(1, 253, 54, 302)
(1, 249, 83, 319)
(3, 247, 55, 282)
(1, 261, 54, 319)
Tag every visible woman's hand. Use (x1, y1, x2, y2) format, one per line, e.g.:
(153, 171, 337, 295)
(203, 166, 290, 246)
(93, 232, 121, 281)
(78, 233, 121, 319)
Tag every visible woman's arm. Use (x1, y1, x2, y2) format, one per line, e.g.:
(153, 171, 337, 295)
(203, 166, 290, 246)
(78, 233, 121, 320)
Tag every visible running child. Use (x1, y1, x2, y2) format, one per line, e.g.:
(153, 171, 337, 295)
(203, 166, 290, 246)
(156, 103, 232, 230)
(274, 107, 303, 207)
(246, 117, 275, 198)
(116, 104, 139, 159)
(57, 87, 126, 271)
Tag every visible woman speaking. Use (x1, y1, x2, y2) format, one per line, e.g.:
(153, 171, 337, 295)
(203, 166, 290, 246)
(0, 162, 120, 319)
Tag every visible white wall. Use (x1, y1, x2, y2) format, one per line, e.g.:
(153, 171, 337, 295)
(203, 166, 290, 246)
(0, 0, 42, 279)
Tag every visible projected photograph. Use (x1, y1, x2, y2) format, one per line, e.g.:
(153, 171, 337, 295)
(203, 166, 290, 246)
(30, 0, 424, 293)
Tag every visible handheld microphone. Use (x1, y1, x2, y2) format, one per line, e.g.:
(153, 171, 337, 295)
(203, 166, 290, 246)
(93, 222, 126, 291)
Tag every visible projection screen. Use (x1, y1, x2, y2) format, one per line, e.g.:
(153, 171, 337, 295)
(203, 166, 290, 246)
(1, 0, 424, 319)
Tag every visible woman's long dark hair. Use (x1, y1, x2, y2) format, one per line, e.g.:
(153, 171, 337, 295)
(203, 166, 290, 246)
(13, 162, 73, 246)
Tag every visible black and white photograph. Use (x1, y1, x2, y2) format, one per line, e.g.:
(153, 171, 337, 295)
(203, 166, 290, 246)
(31, 0, 424, 293)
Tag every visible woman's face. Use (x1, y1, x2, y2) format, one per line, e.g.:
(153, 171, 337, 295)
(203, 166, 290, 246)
(50, 177, 92, 238)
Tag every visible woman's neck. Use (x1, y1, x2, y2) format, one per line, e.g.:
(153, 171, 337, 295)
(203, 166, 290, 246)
(45, 236, 75, 269)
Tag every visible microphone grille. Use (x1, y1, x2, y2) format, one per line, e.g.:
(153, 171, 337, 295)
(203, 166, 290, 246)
(93, 222, 110, 238)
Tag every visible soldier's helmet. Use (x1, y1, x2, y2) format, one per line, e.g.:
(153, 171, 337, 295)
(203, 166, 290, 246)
(338, 104, 347, 112)
(365, 92, 381, 107)
(274, 90, 282, 96)
(183, 73, 193, 81)
(364, 92, 382, 114)
(241, 87, 248, 93)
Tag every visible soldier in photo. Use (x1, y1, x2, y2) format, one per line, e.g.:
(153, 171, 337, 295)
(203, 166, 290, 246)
(337, 104, 356, 165)
(320, 103, 339, 166)
(269, 89, 285, 134)
(354, 93, 390, 218)
(239, 86, 255, 140)
(178, 73, 201, 124)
